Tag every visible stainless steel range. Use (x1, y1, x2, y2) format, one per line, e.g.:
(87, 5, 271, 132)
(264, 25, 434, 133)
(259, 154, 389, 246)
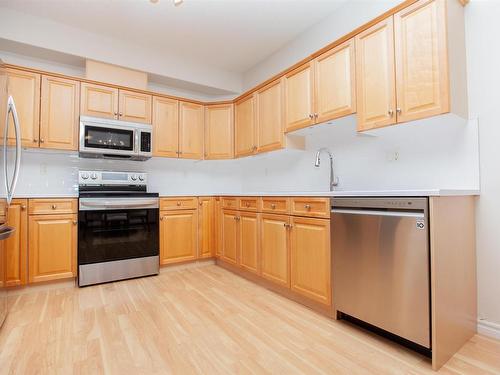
(77, 170, 159, 287)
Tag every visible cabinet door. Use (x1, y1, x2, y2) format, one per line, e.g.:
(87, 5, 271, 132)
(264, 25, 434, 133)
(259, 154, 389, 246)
(315, 39, 356, 123)
(179, 102, 204, 159)
(40, 75, 80, 151)
(222, 210, 238, 265)
(239, 212, 260, 274)
(6, 69, 40, 148)
(355, 17, 397, 131)
(256, 79, 284, 153)
(290, 217, 331, 305)
(28, 214, 77, 283)
(160, 210, 198, 265)
(80, 82, 119, 119)
(214, 198, 222, 257)
(152, 96, 179, 157)
(234, 95, 256, 157)
(204, 104, 234, 159)
(260, 214, 289, 287)
(5, 199, 28, 286)
(394, 0, 449, 123)
(199, 197, 214, 258)
(284, 62, 314, 132)
(118, 89, 152, 124)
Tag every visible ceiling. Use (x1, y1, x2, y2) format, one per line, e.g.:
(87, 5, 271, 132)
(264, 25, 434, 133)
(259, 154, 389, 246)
(0, 0, 346, 74)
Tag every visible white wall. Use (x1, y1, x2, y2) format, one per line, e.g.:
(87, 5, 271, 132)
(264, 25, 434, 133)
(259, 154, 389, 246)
(465, 0, 500, 333)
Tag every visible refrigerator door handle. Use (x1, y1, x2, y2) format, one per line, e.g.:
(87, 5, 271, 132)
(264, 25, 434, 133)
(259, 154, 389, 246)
(4, 96, 21, 205)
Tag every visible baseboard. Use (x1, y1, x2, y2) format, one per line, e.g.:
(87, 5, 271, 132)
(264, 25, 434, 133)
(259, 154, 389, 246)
(159, 258, 215, 274)
(478, 319, 500, 340)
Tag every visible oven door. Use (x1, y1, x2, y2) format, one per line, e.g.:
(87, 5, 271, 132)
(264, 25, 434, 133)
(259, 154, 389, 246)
(78, 197, 159, 266)
(79, 118, 137, 157)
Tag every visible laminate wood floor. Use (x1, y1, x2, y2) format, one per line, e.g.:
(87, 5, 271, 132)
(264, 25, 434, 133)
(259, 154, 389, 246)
(0, 264, 499, 375)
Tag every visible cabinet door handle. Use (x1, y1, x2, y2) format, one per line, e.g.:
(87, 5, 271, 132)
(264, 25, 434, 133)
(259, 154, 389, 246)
(245, 202, 250, 207)
(271, 203, 276, 209)
(40, 138, 45, 143)
(33, 139, 38, 143)
(21, 205, 26, 210)
(314, 113, 318, 118)
(160, 216, 164, 221)
(308, 114, 314, 119)
(396, 108, 402, 114)
(388, 109, 394, 117)
(119, 112, 123, 117)
(73, 220, 77, 225)
(51, 204, 57, 209)
(304, 204, 311, 210)
(176, 202, 181, 206)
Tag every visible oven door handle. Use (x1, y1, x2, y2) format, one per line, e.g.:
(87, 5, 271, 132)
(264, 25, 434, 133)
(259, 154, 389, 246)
(79, 199, 159, 210)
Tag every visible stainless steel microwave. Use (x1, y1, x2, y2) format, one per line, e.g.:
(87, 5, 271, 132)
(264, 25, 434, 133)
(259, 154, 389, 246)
(79, 116, 152, 161)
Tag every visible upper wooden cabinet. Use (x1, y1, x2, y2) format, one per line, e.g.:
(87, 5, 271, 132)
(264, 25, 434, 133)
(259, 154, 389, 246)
(355, 17, 397, 131)
(160, 210, 198, 265)
(152, 96, 179, 157)
(179, 102, 204, 159)
(40, 75, 80, 151)
(394, 0, 449, 123)
(80, 82, 118, 120)
(235, 95, 256, 157)
(118, 89, 152, 124)
(205, 104, 234, 159)
(256, 79, 284, 153)
(284, 63, 314, 132)
(5, 199, 28, 287)
(315, 39, 356, 123)
(6, 68, 40, 148)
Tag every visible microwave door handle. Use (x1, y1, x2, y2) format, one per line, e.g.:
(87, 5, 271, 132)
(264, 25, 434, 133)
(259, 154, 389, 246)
(6, 96, 21, 203)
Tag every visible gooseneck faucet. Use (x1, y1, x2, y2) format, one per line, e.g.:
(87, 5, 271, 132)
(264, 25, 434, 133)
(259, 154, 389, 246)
(314, 148, 339, 191)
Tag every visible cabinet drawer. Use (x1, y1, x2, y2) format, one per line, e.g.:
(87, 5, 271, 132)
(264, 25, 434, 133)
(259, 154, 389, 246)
(28, 198, 77, 215)
(261, 197, 290, 214)
(291, 197, 330, 218)
(160, 197, 198, 211)
(222, 197, 239, 209)
(238, 197, 261, 212)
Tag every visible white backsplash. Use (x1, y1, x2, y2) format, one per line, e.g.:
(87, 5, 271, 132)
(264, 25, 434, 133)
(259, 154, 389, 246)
(13, 113, 480, 197)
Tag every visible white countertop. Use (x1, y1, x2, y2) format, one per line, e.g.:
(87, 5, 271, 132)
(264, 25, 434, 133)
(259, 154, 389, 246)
(14, 189, 480, 199)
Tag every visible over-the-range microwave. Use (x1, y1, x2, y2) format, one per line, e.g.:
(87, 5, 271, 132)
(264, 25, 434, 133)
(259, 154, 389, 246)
(79, 116, 152, 161)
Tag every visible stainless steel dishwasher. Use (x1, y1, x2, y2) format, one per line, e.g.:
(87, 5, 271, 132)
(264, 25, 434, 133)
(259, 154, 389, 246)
(331, 197, 430, 349)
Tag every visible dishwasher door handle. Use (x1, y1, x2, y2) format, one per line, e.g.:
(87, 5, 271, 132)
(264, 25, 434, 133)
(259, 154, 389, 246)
(331, 209, 424, 219)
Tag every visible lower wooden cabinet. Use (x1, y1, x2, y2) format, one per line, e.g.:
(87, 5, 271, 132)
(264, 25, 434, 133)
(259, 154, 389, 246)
(222, 210, 238, 264)
(260, 213, 290, 288)
(5, 199, 28, 286)
(160, 210, 198, 265)
(239, 212, 260, 274)
(214, 198, 222, 258)
(199, 197, 214, 258)
(28, 213, 77, 283)
(290, 216, 331, 305)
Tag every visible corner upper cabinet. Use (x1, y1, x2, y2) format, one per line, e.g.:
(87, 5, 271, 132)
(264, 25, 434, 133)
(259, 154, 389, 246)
(5, 68, 40, 148)
(152, 96, 179, 157)
(355, 17, 397, 131)
(256, 79, 284, 153)
(80, 82, 119, 120)
(118, 89, 152, 124)
(179, 102, 204, 159)
(40, 75, 80, 151)
(314, 39, 356, 123)
(235, 94, 256, 157)
(205, 104, 234, 159)
(284, 62, 314, 132)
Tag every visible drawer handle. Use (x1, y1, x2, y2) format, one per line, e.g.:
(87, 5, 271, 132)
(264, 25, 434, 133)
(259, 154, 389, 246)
(176, 202, 181, 206)
(73, 220, 77, 225)
(245, 202, 250, 207)
(160, 216, 164, 221)
(227, 202, 232, 206)
(52, 204, 57, 209)
(304, 204, 311, 210)
(271, 204, 276, 209)
(21, 205, 26, 210)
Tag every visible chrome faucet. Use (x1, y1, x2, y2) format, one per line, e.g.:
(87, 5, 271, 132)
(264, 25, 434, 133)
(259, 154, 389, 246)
(314, 148, 339, 191)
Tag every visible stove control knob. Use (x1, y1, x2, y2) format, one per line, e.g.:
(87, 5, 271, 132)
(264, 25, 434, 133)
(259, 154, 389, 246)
(81, 172, 89, 180)
(131, 174, 138, 181)
(90, 173, 98, 180)
(138, 175, 144, 181)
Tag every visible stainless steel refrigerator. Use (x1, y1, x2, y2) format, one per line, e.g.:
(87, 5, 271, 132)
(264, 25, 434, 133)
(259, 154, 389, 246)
(0, 58, 22, 327)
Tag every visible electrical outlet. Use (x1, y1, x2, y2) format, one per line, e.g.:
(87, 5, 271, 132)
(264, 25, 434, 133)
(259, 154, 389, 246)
(40, 163, 47, 175)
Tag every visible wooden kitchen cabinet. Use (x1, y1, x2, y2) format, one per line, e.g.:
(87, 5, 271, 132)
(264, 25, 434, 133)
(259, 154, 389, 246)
(160, 210, 198, 265)
(290, 216, 331, 305)
(179, 101, 204, 159)
(315, 39, 356, 123)
(355, 17, 397, 131)
(214, 197, 222, 257)
(284, 62, 314, 132)
(394, 0, 449, 123)
(118, 89, 152, 124)
(204, 104, 234, 159)
(260, 213, 290, 287)
(6, 68, 40, 148)
(199, 197, 214, 258)
(235, 94, 256, 157)
(152, 96, 179, 157)
(222, 210, 238, 265)
(5, 199, 28, 287)
(28, 213, 77, 283)
(40, 75, 80, 151)
(80, 82, 119, 120)
(256, 79, 284, 153)
(239, 211, 260, 274)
